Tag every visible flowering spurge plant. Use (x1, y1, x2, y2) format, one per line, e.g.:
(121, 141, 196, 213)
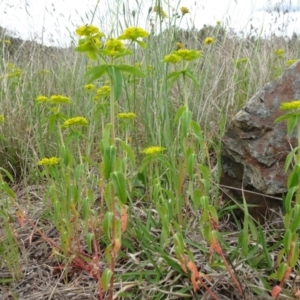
(74, 25, 152, 298)
(75, 25, 147, 140)
(271, 100, 300, 299)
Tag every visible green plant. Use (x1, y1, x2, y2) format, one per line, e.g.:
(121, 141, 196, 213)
(271, 100, 300, 299)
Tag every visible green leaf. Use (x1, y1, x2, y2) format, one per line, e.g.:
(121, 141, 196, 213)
(277, 263, 288, 281)
(0, 182, 15, 199)
(108, 66, 122, 101)
(115, 64, 146, 77)
(284, 212, 291, 230)
(208, 205, 218, 223)
(103, 212, 113, 239)
(0, 167, 14, 183)
(136, 40, 147, 49)
(103, 146, 116, 180)
(111, 171, 127, 204)
(186, 150, 196, 178)
(200, 196, 209, 211)
(199, 164, 211, 194)
(99, 123, 112, 154)
(283, 187, 297, 214)
(83, 65, 108, 83)
(166, 70, 182, 80)
(274, 112, 293, 123)
(287, 164, 300, 188)
(161, 255, 184, 273)
(283, 229, 292, 254)
(184, 68, 200, 88)
(101, 268, 113, 291)
(174, 233, 185, 257)
(284, 147, 298, 172)
(167, 71, 182, 90)
(259, 226, 272, 268)
(86, 233, 94, 252)
(192, 189, 202, 210)
(180, 109, 192, 139)
(190, 121, 203, 143)
(291, 204, 300, 232)
(290, 241, 299, 268)
(287, 115, 298, 134)
(117, 139, 136, 169)
(174, 106, 187, 124)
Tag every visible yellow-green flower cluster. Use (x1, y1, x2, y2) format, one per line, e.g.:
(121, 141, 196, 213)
(7, 68, 22, 78)
(35, 95, 48, 103)
(203, 37, 215, 45)
(118, 27, 149, 40)
(62, 117, 88, 127)
(180, 7, 190, 15)
(1, 63, 23, 79)
(148, 65, 155, 72)
(280, 100, 300, 111)
(38, 69, 50, 75)
(38, 157, 59, 166)
(103, 38, 128, 57)
(176, 42, 184, 50)
(234, 57, 248, 67)
(83, 84, 96, 92)
(75, 25, 105, 60)
(286, 59, 298, 66)
(49, 95, 71, 104)
(153, 5, 167, 18)
(0, 39, 11, 45)
(141, 146, 166, 155)
(163, 49, 202, 64)
(94, 86, 111, 100)
(274, 49, 284, 57)
(75, 25, 104, 38)
(76, 37, 102, 60)
(117, 112, 136, 119)
(0, 115, 5, 123)
(163, 53, 182, 64)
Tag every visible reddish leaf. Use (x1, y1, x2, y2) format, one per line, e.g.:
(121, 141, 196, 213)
(16, 210, 25, 227)
(121, 205, 128, 232)
(271, 285, 282, 299)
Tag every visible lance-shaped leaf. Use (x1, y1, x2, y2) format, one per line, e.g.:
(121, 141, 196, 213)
(108, 66, 122, 101)
(84, 65, 108, 83)
(115, 64, 146, 77)
(111, 171, 127, 204)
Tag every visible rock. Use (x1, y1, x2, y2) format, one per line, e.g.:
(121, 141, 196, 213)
(221, 61, 300, 218)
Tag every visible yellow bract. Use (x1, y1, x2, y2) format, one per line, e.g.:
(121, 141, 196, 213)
(176, 49, 202, 61)
(83, 84, 96, 91)
(280, 101, 300, 111)
(38, 157, 59, 166)
(153, 6, 167, 18)
(274, 49, 285, 57)
(105, 38, 125, 51)
(203, 37, 215, 45)
(118, 27, 149, 40)
(94, 86, 111, 100)
(0, 115, 5, 123)
(180, 7, 189, 15)
(141, 146, 166, 155)
(75, 25, 104, 38)
(49, 95, 71, 104)
(163, 54, 181, 64)
(62, 117, 89, 127)
(286, 59, 298, 66)
(117, 112, 137, 119)
(35, 95, 48, 103)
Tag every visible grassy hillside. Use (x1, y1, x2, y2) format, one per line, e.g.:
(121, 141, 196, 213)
(0, 2, 300, 299)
